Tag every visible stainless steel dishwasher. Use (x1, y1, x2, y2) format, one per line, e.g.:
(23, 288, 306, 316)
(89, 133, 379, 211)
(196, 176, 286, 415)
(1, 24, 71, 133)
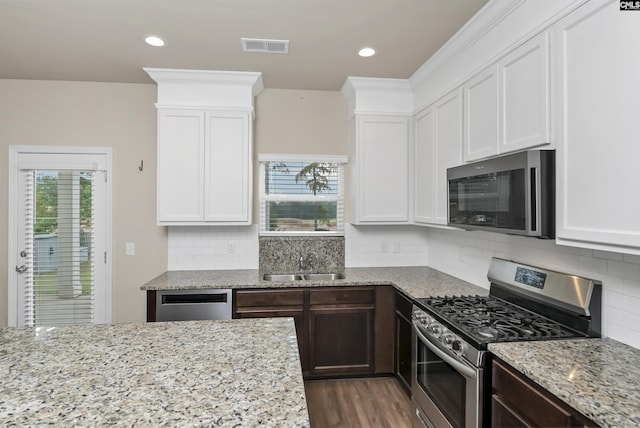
(155, 289, 232, 321)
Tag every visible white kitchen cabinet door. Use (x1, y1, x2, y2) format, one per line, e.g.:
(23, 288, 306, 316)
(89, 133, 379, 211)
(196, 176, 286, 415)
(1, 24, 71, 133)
(413, 107, 436, 224)
(463, 65, 499, 162)
(157, 109, 205, 223)
(351, 115, 410, 224)
(433, 89, 463, 224)
(413, 88, 463, 226)
(204, 111, 252, 224)
(554, 0, 640, 253)
(157, 109, 253, 225)
(500, 31, 551, 154)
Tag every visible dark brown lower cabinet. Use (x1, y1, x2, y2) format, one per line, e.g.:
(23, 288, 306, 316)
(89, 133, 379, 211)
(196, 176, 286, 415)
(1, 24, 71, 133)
(394, 291, 413, 392)
(491, 358, 599, 428)
(233, 286, 395, 379)
(308, 288, 375, 376)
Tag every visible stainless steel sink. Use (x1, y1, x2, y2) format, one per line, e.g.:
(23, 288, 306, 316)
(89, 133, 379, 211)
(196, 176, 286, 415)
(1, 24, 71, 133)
(263, 274, 303, 281)
(303, 273, 345, 281)
(262, 273, 345, 281)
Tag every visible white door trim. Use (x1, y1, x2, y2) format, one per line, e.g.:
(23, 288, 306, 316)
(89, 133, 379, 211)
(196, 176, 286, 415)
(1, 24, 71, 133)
(8, 145, 113, 326)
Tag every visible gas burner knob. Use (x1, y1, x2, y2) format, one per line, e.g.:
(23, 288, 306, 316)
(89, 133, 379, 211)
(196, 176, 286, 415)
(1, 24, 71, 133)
(441, 333, 456, 346)
(428, 323, 443, 337)
(451, 339, 466, 356)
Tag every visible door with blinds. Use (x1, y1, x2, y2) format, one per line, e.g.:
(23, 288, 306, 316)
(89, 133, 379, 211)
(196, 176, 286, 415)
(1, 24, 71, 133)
(10, 149, 110, 327)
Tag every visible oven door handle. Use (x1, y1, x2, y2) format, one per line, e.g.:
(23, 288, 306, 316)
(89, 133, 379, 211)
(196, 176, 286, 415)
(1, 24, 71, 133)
(413, 321, 478, 380)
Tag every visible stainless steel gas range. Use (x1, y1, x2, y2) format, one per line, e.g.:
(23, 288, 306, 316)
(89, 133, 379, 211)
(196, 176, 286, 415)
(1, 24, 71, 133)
(411, 258, 602, 428)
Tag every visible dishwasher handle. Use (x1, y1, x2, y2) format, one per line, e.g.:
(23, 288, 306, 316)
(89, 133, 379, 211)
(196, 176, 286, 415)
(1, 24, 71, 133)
(162, 293, 228, 305)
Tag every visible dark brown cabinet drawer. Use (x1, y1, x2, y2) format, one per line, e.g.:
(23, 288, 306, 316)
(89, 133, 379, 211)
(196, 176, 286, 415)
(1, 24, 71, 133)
(235, 288, 304, 308)
(491, 358, 599, 428)
(309, 287, 375, 306)
(491, 394, 532, 428)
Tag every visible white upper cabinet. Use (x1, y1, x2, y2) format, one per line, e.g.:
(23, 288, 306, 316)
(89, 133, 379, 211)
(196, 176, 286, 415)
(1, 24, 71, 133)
(554, 0, 640, 253)
(500, 31, 551, 153)
(463, 31, 551, 162)
(413, 107, 436, 224)
(145, 68, 262, 226)
(463, 65, 499, 162)
(350, 114, 410, 223)
(342, 78, 413, 224)
(415, 88, 463, 225)
(203, 111, 251, 223)
(434, 89, 463, 224)
(157, 109, 205, 222)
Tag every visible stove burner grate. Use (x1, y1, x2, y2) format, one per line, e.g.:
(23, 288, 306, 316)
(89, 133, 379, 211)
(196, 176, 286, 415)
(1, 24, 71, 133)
(421, 295, 580, 344)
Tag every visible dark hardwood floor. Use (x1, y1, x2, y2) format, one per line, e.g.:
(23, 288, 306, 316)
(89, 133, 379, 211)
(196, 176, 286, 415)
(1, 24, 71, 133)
(304, 377, 412, 428)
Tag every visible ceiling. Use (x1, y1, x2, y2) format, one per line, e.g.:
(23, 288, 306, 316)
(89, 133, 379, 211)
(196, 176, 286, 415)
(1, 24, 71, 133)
(0, 0, 489, 91)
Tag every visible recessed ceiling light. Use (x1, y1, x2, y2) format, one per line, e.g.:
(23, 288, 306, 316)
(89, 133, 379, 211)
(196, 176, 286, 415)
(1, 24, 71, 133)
(358, 47, 376, 57)
(145, 35, 166, 47)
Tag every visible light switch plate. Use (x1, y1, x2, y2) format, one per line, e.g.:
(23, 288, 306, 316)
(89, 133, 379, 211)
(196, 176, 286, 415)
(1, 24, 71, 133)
(125, 242, 135, 256)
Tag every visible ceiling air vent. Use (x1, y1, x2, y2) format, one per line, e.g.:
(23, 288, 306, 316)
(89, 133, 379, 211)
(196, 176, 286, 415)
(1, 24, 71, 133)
(241, 38, 289, 54)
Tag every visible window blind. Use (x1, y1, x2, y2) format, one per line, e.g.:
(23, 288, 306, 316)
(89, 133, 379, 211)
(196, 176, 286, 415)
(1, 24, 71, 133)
(22, 170, 96, 327)
(259, 160, 345, 235)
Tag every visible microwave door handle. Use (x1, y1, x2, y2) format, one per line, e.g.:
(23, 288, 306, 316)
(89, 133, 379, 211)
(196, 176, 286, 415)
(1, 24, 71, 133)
(530, 166, 541, 233)
(413, 321, 477, 380)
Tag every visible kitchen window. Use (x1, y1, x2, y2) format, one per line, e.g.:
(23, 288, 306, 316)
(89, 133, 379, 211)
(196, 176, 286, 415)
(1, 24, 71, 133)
(259, 154, 346, 235)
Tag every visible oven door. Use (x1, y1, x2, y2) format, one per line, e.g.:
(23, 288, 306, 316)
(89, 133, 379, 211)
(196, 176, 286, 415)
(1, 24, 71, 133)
(412, 321, 483, 428)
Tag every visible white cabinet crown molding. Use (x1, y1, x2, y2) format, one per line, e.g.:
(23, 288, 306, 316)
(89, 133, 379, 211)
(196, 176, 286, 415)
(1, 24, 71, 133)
(144, 68, 264, 109)
(410, 0, 588, 112)
(144, 68, 264, 95)
(409, 0, 525, 90)
(341, 77, 413, 118)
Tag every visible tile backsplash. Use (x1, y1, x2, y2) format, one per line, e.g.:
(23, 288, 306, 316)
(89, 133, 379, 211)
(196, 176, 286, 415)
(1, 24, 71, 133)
(167, 226, 258, 271)
(259, 236, 345, 276)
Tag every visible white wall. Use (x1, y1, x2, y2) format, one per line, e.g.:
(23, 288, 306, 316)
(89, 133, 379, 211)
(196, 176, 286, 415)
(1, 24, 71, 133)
(426, 228, 640, 349)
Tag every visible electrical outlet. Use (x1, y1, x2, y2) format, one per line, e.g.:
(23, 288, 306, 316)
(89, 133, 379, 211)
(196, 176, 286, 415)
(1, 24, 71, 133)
(226, 241, 236, 253)
(125, 242, 135, 256)
(392, 241, 401, 253)
(380, 241, 388, 253)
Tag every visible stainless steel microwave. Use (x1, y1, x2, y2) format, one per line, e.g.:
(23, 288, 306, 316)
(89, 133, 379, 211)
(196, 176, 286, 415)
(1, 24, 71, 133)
(447, 150, 555, 238)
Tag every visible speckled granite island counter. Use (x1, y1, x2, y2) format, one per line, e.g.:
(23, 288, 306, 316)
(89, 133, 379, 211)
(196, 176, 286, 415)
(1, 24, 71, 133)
(490, 338, 640, 428)
(0, 318, 309, 427)
(141, 266, 488, 299)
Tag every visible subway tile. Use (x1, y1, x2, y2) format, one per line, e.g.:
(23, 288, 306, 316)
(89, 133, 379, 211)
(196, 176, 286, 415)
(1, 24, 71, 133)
(608, 260, 640, 280)
(578, 256, 608, 275)
(607, 323, 640, 349)
(593, 250, 625, 261)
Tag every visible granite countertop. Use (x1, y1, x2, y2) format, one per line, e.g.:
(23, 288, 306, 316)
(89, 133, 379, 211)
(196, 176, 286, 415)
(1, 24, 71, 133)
(0, 318, 309, 427)
(140, 266, 489, 300)
(489, 338, 640, 428)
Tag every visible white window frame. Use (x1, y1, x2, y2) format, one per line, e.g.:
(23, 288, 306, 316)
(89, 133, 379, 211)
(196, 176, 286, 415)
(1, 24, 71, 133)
(8, 146, 113, 327)
(258, 153, 347, 237)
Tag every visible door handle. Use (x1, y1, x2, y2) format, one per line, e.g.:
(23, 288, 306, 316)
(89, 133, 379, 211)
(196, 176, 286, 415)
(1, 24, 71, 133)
(15, 265, 28, 273)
